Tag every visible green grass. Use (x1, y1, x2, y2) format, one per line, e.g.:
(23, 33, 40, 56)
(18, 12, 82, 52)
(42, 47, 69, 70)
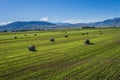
(0, 28, 120, 80)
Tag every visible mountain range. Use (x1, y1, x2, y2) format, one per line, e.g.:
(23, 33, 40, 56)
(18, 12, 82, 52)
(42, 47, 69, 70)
(0, 17, 120, 32)
(56, 17, 120, 27)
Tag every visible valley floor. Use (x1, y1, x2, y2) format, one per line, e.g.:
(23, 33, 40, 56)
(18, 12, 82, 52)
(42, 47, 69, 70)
(0, 28, 120, 80)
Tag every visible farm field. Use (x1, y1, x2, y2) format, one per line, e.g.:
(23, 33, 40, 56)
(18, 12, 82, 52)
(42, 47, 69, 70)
(0, 28, 120, 80)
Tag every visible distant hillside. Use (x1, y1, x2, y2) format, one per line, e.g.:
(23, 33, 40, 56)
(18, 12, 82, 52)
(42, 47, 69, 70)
(0, 21, 57, 32)
(0, 17, 120, 32)
(89, 17, 120, 27)
(57, 17, 120, 27)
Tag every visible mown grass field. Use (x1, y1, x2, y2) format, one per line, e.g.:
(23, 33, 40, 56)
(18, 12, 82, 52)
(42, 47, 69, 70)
(0, 28, 120, 80)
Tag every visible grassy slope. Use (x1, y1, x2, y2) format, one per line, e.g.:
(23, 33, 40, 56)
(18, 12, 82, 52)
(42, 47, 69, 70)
(0, 29, 120, 80)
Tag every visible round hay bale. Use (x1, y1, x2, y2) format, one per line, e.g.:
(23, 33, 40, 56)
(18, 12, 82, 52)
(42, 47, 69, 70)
(28, 45, 36, 51)
(82, 33, 85, 35)
(99, 32, 103, 34)
(24, 34, 27, 36)
(84, 39, 90, 44)
(14, 36, 17, 39)
(64, 35, 68, 38)
(50, 38, 54, 42)
(34, 34, 37, 36)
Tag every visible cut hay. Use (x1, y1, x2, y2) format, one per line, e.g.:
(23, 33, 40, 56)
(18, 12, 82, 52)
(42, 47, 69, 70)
(28, 45, 36, 51)
(50, 38, 55, 42)
(84, 39, 90, 45)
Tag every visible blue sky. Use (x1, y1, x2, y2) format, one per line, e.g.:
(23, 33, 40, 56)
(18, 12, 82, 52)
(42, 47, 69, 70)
(0, 0, 120, 24)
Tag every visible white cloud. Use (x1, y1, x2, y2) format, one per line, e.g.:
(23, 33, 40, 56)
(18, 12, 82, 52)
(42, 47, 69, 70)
(40, 17, 49, 21)
(0, 22, 12, 26)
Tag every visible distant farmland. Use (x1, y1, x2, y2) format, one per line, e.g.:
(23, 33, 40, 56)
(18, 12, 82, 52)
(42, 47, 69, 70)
(0, 28, 120, 80)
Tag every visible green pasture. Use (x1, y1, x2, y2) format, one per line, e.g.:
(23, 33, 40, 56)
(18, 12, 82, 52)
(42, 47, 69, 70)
(0, 28, 120, 80)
